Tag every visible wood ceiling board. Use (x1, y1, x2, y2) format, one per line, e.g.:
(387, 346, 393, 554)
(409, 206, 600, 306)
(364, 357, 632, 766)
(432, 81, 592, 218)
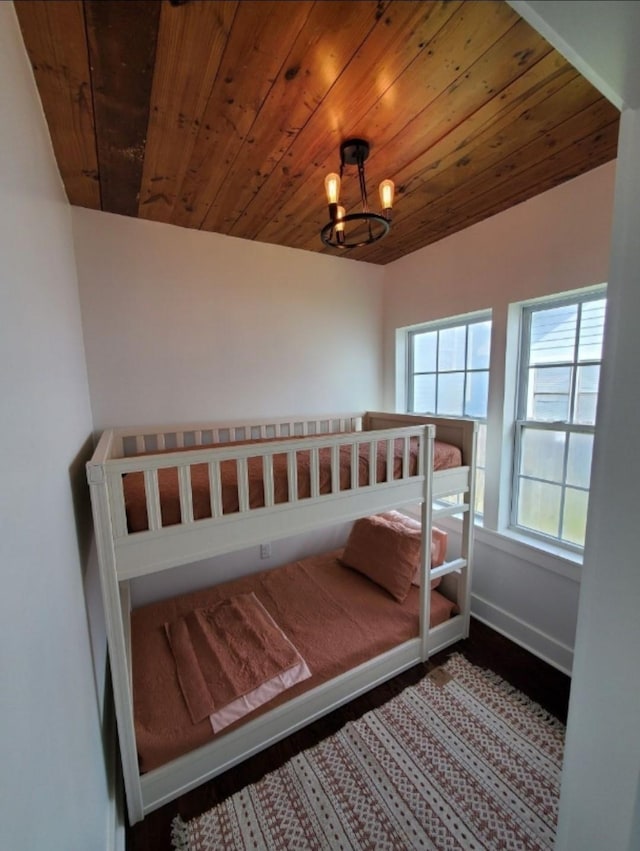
(14, 0, 100, 209)
(341, 69, 615, 262)
(316, 65, 581, 261)
(171, 0, 317, 230)
(291, 19, 566, 257)
(138, 0, 239, 223)
(230, 0, 466, 243)
(251, 1, 535, 252)
(419, 120, 620, 249)
(84, 0, 160, 217)
(407, 83, 615, 230)
(14, 0, 620, 265)
(364, 113, 619, 264)
(374, 74, 606, 238)
(200, 0, 399, 237)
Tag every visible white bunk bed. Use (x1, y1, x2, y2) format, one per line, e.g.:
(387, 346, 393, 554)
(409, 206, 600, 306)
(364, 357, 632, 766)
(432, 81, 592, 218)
(86, 411, 477, 825)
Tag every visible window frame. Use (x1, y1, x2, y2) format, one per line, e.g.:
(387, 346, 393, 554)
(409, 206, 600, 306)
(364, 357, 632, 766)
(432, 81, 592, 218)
(406, 310, 491, 517)
(511, 288, 607, 552)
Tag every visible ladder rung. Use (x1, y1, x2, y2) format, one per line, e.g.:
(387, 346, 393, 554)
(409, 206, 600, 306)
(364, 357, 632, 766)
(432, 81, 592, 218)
(433, 502, 470, 518)
(430, 557, 467, 580)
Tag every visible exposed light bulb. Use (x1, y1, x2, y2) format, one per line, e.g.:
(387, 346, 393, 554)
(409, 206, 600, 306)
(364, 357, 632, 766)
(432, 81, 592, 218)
(379, 179, 395, 217)
(324, 172, 341, 205)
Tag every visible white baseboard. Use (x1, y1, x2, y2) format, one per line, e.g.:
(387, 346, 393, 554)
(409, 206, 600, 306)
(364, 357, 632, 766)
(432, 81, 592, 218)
(471, 593, 574, 676)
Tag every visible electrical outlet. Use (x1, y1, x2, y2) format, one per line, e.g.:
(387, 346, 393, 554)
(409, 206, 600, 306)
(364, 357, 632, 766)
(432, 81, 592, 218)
(260, 542, 272, 559)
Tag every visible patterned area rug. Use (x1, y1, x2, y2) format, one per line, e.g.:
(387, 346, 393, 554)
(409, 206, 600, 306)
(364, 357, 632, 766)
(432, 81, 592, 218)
(172, 654, 565, 850)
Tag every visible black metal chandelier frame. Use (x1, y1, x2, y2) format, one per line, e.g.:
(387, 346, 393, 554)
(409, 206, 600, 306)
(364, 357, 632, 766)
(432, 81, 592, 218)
(321, 139, 393, 249)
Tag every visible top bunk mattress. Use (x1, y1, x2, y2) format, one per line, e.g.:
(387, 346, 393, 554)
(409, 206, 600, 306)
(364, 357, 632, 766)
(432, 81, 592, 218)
(122, 435, 462, 533)
(132, 549, 458, 773)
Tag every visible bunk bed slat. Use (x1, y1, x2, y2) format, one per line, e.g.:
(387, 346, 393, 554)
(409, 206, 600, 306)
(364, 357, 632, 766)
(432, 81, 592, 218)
(369, 440, 377, 485)
(386, 438, 394, 483)
(178, 465, 194, 524)
(402, 435, 410, 479)
(143, 469, 162, 531)
(331, 444, 340, 494)
(262, 454, 275, 508)
(309, 447, 320, 498)
(208, 461, 223, 518)
(237, 458, 250, 512)
(287, 451, 298, 502)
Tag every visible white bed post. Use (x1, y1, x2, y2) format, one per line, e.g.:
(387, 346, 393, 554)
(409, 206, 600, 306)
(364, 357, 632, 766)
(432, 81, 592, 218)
(459, 420, 478, 638)
(86, 460, 144, 825)
(419, 425, 435, 661)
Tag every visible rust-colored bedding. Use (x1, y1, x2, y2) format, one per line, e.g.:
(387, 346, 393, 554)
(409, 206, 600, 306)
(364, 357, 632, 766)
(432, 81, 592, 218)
(164, 592, 309, 725)
(132, 550, 458, 772)
(123, 436, 462, 533)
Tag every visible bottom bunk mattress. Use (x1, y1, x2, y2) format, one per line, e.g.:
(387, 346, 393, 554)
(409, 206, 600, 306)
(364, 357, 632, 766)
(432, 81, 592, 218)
(131, 549, 458, 773)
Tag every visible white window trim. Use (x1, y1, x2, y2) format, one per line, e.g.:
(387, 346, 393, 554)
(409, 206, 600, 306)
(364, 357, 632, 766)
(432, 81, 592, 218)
(510, 286, 606, 551)
(396, 284, 606, 572)
(401, 309, 491, 518)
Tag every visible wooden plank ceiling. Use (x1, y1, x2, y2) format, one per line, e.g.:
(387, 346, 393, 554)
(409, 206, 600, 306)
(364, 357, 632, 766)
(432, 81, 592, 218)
(15, 0, 619, 265)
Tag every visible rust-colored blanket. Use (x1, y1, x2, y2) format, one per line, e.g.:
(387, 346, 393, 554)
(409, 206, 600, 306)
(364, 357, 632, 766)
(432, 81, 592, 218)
(123, 436, 462, 533)
(165, 592, 306, 724)
(132, 550, 459, 772)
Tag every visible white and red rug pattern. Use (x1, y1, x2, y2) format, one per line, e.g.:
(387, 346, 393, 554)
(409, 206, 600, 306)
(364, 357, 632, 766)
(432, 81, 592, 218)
(172, 654, 565, 850)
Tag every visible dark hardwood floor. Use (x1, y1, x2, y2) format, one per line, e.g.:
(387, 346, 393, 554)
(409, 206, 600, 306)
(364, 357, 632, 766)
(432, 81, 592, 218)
(126, 618, 571, 850)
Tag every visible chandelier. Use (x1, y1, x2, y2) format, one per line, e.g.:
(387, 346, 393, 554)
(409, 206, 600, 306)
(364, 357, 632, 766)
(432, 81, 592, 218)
(321, 139, 394, 249)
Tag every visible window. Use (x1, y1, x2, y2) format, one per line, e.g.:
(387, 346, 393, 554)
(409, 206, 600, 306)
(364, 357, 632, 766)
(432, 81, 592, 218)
(512, 291, 606, 549)
(407, 313, 491, 515)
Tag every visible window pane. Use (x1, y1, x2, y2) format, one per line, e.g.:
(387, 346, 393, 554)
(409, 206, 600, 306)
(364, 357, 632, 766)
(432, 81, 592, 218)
(566, 432, 593, 489)
(530, 304, 577, 365)
(514, 292, 606, 549)
(438, 325, 466, 371)
(578, 298, 606, 361)
(412, 374, 435, 412)
(413, 331, 437, 372)
(562, 488, 589, 547)
(574, 364, 600, 425)
(467, 320, 491, 370)
(517, 479, 561, 537)
(437, 372, 464, 415)
(520, 428, 565, 482)
(465, 371, 488, 418)
(527, 366, 571, 420)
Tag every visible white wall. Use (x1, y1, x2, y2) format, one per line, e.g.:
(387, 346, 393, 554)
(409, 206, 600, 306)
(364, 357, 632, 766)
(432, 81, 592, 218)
(509, 5, 640, 848)
(0, 5, 115, 850)
(73, 209, 386, 430)
(382, 160, 614, 402)
(556, 100, 640, 851)
(382, 161, 616, 671)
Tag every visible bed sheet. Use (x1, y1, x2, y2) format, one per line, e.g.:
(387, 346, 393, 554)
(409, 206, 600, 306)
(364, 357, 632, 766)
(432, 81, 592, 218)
(132, 549, 458, 772)
(123, 435, 462, 533)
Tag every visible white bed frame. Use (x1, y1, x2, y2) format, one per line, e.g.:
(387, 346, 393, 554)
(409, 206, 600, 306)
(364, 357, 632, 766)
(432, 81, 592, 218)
(86, 411, 477, 825)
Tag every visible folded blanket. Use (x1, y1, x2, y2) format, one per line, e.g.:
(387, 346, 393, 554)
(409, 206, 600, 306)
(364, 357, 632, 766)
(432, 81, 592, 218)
(165, 592, 311, 731)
